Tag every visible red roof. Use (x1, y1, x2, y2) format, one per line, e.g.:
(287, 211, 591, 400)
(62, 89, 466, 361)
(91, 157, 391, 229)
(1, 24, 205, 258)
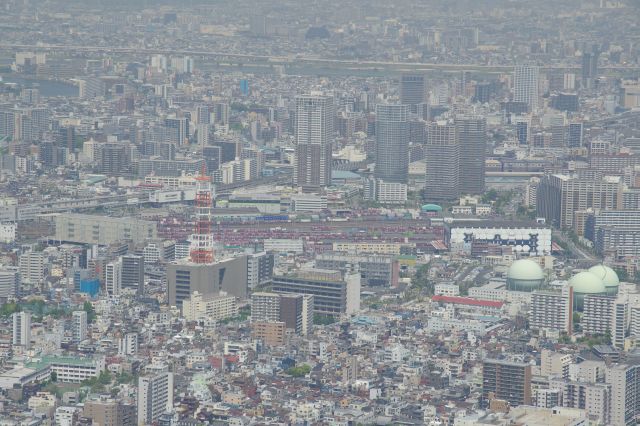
(430, 240, 448, 250)
(431, 295, 504, 308)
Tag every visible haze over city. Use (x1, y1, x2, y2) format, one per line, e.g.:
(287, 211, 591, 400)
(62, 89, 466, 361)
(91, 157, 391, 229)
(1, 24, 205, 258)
(0, 0, 640, 424)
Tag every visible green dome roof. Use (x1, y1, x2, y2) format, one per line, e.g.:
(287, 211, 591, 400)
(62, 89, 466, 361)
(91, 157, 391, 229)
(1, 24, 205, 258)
(421, 204, 442, 212)
(507, 259, 544, 281)
(569, 271, 606, 294)
(588, 265, 620, 289)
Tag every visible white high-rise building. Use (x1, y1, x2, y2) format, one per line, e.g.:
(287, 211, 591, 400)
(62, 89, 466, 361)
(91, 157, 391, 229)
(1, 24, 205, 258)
(530, 287, 573, 334)
(294, 94, 334, 190)
(611, 297, 629, 349)
(118, 332, 138, 356)
(583, 294, 630, 349)
(301, 294, 314, 336)
(607, 364, 640, 425)
(137, 372, 174, 425)
(12, 311, 31, 349)
(19, 251, 44, 283)
(105, 260, 122, 297)
(513, 65, 540, 111)
(72, 310, 88, 343)
(630, 304, 640, 337)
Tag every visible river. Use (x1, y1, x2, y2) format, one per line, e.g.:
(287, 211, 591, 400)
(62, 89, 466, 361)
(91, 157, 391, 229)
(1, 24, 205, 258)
(0, 74, 79, 97)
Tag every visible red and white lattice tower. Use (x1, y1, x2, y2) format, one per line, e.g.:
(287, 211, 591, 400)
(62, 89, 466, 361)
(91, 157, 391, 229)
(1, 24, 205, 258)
(190, 166, 213, 264)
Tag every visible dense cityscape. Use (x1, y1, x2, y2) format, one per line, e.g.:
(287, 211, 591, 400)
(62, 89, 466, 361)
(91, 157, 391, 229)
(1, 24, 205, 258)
(0, 0, 640, 424)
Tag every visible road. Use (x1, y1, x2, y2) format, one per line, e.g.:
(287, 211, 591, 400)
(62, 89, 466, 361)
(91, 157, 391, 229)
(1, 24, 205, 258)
(553, 230, 598, 262)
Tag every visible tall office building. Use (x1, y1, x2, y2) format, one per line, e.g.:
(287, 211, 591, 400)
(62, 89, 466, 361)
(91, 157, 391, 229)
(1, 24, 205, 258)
(581, 50, 599, 88)
(0, 267, 19, 301)
(213, 103, 230, 127)
(105, 260, 122, 297)
(279, 294, 305, 334)
(567, 123, 584, 148)
(195, 124, 211, 148)
(97, 143, 128, 175)
(294, 94, 334, 190)
(513, 65, 539, 111)
(537, 174, 623, 229)
(56, 126, 76, 151)
(375, 104, 409, 184)
(196, 105, 211, 125)
(514, 116, 530, 145)
(246, 252, 274, 290)
(12, 311, 31, 349)
(72, 310, 88, 343)
(482, 359, 532, 406)
(137, 372, 174, 425)
(164, 117, 189, 145)
(425, 121, 460, 201)
(121, 254, 144, 294)
(167, 256, 250, 306)
(271, 269, 360, 317)
(400, 73, 426, 112)
(456, 116, 487, 194)
(607, 364, 640, 425)
(202, 145, 221, 174)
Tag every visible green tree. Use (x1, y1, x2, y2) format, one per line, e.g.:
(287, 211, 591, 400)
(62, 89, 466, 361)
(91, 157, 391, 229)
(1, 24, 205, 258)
(614, 268, 629, 282)
(413, 264, 434, 295)
(573, 312, 581, 324)
(313, 314, 336, 325)
(230, 102, 248, 112)
(286, 364, 311, 377)
(481, 189, 498, 203)
(83, 301, 97, 323)
(116, 372, 134, 384)
(0, 302, 21, 317)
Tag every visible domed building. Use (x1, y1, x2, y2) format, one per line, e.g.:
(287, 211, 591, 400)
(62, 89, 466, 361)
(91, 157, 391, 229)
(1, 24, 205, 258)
(506, 259, 545, 292)
(421, 204, 442, 213)
(569, 271, 606, 312)
(588, 265, 619, 296)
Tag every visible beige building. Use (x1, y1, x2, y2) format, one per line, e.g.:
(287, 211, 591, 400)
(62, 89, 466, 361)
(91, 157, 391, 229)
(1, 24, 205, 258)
(82, 397, 135, 426)
(332, 242, 404, 255)
(621, 81, 640, 108)
(54, 214, 157, 245)
(182, 291, 238, 322)
(251, 321, 286, 346)
(540, 349, 572, 379)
